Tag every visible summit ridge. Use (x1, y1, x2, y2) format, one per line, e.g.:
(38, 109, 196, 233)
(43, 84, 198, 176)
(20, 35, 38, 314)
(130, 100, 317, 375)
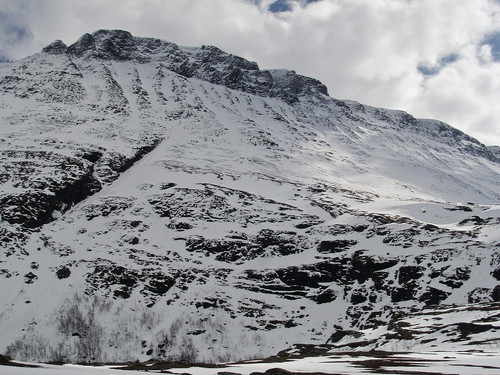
(44, 29, 329, 104)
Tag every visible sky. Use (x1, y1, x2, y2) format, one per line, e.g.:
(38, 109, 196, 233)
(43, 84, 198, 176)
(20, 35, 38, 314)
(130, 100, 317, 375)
(1, 0, 500, 146)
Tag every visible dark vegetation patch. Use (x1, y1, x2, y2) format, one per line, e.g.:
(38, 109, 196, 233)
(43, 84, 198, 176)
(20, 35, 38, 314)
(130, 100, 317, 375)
(249, 369, 336, 375)
(114, 360, 222, 371)
(0, 353, 40, 368)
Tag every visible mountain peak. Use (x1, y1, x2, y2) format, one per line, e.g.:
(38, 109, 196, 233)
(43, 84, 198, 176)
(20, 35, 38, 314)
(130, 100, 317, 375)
(67, 29, 137, 60)
(41, 39, 68, 54)
(42, 29, 328, 102)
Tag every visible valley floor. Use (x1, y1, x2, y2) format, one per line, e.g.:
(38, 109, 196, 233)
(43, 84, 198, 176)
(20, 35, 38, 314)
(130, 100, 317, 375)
(2, 350, 500, 375)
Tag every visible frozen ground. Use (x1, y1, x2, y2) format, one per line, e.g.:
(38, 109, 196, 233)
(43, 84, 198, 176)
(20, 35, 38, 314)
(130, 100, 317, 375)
(2, 351, 500, 375)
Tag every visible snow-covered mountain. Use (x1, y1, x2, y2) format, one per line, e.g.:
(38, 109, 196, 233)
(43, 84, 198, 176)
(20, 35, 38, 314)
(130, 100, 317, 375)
(0, 29, 499, 364)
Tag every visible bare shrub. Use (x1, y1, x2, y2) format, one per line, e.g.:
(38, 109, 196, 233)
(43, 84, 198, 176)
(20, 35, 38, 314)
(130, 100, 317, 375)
(6, 330, 52, 362)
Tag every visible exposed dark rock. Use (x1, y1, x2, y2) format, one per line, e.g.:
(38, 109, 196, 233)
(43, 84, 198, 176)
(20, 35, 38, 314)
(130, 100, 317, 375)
(440, 267, 470, 288)
(456, 322, 496, 339)
(195, 297, 229, 311)
(42, 40, 68, 54)
(187, 329, 206, 336)
(491, 268, 500, 281)
(56, 267, 71, 279)
(24, 272, 38, 284)
(350, 252, 398, 284)
(372, 271, 390, 291)
(276, 267, 322, 288)
(184, 229, 305, 263)
(391, 287, 416, 303)
(328, 329, 363, 343)
(67, 33, 96, 57)
(123, 236, 140, 245)
(459, 216, 486, 226)
(311, 289, 337, 304)
(491, 285, 500, 302)
(86, 264, 175, 303)
(241, 252, 401, 303)
(147, 184, 314, 226)
(350, 291, 367, 305)
(468, 287, 492, 303)
(167, 221, 193, 231)
(317, 239, 357, 253)
(419, 287, 450, 306)
(422, 224, 439, 231)
(60, 29, 328, 103)
(82, 197, 135, 220)
(398, 266, 425, 284)
(0, 150, 101, 228)
(144, 274, 175, 295)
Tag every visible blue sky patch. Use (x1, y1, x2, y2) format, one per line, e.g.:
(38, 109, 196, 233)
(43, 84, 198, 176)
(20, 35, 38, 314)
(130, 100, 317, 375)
(268, 0, 322, 13)
(417, 53, 459, 76)
(269, 0, 293, 13)
(482, 32, 500, 61)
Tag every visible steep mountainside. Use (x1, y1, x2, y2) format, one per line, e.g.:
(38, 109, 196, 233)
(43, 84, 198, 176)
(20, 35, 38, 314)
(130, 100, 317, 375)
(0, 30, 499, 363)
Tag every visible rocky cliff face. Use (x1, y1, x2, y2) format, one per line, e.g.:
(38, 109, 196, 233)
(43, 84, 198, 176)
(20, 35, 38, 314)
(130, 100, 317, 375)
(44, 29, 328, 104)
(0, 29, 499, 364)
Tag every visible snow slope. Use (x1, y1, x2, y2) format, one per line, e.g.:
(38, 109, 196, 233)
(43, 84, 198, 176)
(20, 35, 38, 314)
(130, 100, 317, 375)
(2, 349, 500, 375)
(0, 30, 499, 364)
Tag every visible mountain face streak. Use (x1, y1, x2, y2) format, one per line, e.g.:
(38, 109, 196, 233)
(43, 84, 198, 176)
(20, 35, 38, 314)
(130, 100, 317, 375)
(0, 29, 499, 363)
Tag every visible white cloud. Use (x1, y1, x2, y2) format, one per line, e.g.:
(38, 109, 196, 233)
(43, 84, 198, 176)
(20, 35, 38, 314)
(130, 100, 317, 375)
(1, 0, 500, 145)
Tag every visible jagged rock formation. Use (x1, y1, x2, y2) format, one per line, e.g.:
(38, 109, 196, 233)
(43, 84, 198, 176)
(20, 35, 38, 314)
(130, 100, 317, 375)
(0, 29, 499, 364)
(44, 29, 328, 104)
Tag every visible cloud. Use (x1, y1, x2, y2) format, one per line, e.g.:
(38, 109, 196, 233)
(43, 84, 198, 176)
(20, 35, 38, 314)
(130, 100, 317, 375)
(1, 0, 500, 145)
(412, 44, 500, 144)
(0, 4, 34, 61)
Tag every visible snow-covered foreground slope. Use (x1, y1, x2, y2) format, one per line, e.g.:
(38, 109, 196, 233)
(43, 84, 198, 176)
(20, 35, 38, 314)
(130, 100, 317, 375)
(0, 30, 499, 364)
(2, 350, 500, 375)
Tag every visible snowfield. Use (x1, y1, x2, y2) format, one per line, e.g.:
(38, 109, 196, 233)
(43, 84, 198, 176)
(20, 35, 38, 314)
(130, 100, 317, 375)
(2, 351, 500, 375)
